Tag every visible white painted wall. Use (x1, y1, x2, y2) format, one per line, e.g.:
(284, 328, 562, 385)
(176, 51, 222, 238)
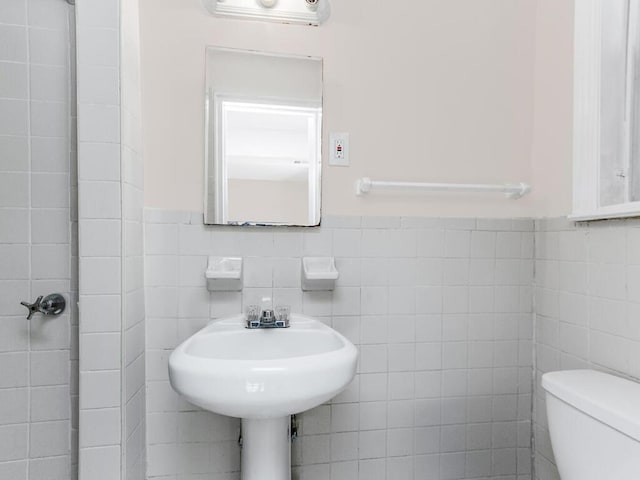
(140, 0, 539, 218)
(531, 0, 575, 218)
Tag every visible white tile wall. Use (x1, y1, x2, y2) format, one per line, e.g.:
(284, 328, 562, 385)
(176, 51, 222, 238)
(76, 0, 145, 478)
(121, 0, 145, 479)
(533, 218, 640, 480)
(0, 0, 76, 478)
(145, 210, 534, 480)
(76, 0, 122, 477)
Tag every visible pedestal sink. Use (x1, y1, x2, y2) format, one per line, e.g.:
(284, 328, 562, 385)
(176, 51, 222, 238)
(168, 313, 358, 480)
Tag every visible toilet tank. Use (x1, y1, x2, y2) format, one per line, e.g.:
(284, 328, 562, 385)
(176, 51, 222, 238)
(542, 370, 640, 480)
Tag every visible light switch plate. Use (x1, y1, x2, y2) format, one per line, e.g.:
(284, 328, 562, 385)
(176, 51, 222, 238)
(329, 133, 350, 166)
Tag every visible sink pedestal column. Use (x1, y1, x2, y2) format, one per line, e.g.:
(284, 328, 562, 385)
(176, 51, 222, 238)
(241, 416, 291, 480)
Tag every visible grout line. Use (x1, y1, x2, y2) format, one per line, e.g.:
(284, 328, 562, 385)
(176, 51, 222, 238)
(25, 3, 33, 476)
(529, 218, 538, 480)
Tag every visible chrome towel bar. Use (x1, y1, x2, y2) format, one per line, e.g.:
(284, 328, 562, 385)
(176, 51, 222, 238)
(355, 177, 531, 199)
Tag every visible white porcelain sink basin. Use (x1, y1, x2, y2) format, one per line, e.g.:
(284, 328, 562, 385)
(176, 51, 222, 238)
(168, 313, 358, 419)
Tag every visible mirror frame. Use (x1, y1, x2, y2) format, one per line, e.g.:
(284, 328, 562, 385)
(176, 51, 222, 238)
(203, 46, 324, 227)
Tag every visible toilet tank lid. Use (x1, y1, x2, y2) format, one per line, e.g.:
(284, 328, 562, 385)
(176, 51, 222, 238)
(542, 370, 640, 441)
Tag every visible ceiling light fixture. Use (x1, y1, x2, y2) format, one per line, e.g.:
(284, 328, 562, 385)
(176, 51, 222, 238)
(204, 0, 331, 26)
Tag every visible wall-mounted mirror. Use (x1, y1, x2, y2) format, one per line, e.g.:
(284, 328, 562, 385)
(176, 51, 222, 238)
(204, 47, 323, 226)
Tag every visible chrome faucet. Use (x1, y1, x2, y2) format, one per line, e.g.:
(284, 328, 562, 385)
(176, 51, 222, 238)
(20, 293, 66, 320)
(246, 300, 290, 329)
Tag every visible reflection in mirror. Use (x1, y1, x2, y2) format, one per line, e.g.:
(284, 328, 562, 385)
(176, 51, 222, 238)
(204, 47, 323, 226)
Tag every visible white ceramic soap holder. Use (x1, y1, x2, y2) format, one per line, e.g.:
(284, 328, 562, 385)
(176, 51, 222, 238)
(302, 257, 339, 291)
(206, 257, 243, 291)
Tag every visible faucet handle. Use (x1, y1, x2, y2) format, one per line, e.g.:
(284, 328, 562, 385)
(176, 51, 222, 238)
(274, 305, 291, 328)
(21, 296, 44, 320)
(20, 293, 66, 320)
(247, 305, 260, 319)
(246, 305, 261, 328)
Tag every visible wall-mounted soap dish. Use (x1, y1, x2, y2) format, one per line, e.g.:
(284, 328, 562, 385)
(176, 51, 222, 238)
(206, 257, 243, 291)
(302, 257, 339, 291)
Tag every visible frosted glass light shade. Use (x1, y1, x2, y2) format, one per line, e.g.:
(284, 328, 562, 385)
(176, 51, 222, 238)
(203, 0, 330, 26)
